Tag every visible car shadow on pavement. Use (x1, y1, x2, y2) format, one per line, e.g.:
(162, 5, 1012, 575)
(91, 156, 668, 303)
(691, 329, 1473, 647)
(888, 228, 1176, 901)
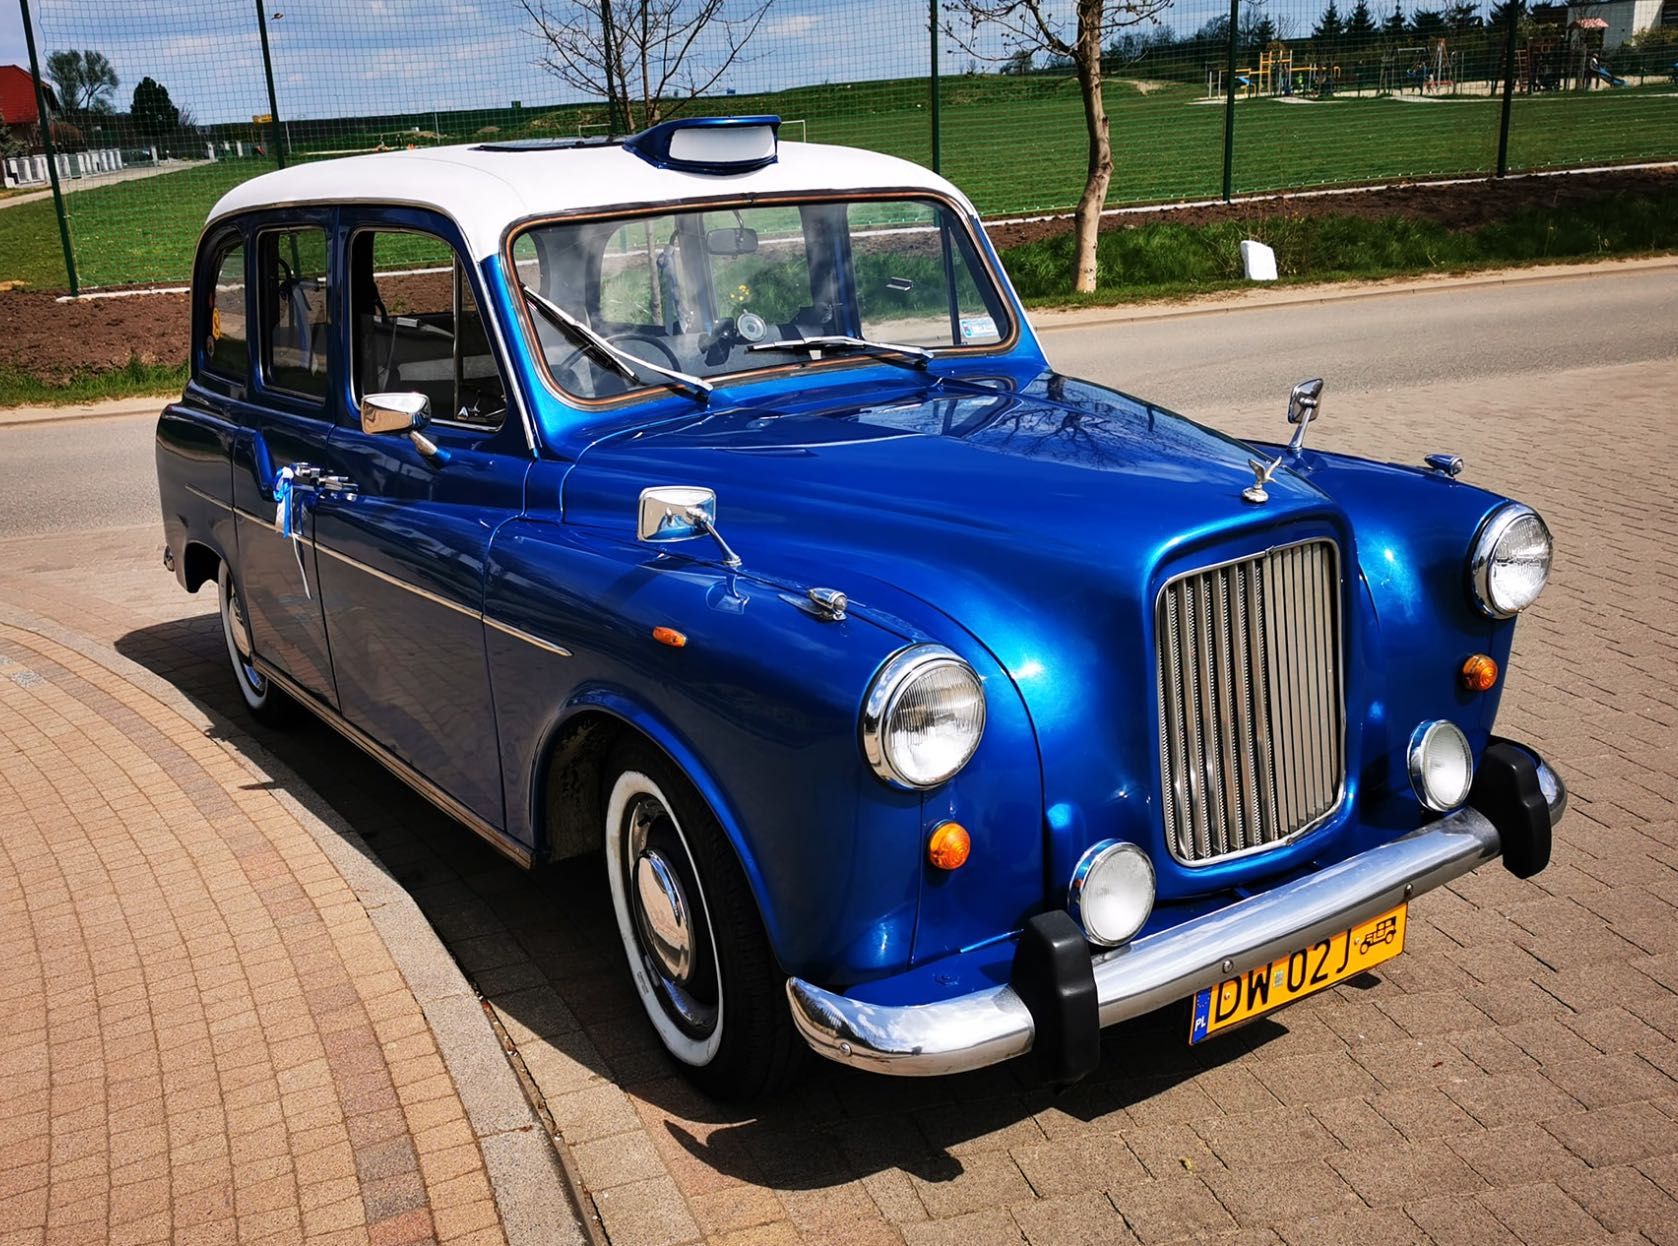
(115, 612, 1283, 1191)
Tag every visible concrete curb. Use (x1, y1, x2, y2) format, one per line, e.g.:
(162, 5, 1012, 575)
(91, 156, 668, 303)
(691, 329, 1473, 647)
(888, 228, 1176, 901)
(0, 598, 600, 1246)
(0, 395, 173, 428)
(1029, 254, 1678, 330)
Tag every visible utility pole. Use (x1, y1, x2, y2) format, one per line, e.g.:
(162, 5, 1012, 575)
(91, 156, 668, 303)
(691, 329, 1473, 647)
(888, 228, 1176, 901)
(19, 0, 78, 294)
(254, 0, 286, 166)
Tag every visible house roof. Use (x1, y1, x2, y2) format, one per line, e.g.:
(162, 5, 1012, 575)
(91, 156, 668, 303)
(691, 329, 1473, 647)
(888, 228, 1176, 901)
(0, 64, 52, 127)
(205, 137, 976, 263)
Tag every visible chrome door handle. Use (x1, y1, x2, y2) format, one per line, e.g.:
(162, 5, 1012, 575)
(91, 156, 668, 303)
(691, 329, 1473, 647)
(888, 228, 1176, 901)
(315, 475, 358, 494)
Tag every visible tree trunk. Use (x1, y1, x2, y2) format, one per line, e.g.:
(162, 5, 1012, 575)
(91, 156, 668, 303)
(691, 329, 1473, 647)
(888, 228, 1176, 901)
(1072, 0, 1113, 294)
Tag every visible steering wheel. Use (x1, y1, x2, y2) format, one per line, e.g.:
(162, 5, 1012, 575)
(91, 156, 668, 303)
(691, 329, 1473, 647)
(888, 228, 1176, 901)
(555, 331, 684, 386)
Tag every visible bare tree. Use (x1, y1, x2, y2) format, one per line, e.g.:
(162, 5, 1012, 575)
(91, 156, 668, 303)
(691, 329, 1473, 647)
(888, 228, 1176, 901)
(944, 0, 1173, 293)
(517, 0, 775, 133)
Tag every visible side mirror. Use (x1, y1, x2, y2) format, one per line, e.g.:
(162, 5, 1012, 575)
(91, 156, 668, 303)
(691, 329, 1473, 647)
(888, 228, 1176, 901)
(637, 486, 742, 568)
(1285, 377, 1324, 454)
(361, 391, 431, 436)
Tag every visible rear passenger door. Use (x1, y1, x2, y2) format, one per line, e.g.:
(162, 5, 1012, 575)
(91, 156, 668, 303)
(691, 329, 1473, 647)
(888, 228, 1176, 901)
(308, 209, 531, 843)
(230, 216, 339, 707)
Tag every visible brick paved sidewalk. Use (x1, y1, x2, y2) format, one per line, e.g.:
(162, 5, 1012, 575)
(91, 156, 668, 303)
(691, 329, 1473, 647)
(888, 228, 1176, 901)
(0, 615, 581, 1246)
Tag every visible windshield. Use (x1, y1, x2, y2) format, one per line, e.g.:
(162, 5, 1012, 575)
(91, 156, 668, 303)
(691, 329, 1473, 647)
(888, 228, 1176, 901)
(510, 197, 1011, 401)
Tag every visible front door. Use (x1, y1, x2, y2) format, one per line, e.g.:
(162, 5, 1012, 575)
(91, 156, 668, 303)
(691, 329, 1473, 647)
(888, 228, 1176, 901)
(231, 216, 338, 707)
(309, 213, 531, 838)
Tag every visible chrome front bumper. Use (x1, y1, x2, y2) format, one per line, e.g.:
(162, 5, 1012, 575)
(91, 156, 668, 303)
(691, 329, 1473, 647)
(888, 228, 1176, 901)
(787, 753, 1565, 1078)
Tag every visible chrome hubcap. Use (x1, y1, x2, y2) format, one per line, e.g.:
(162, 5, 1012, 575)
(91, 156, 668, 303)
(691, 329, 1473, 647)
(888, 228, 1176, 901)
(623, 794, 717, 1039)
(633, 849, 692, 982)
(228, 584, 253, 660)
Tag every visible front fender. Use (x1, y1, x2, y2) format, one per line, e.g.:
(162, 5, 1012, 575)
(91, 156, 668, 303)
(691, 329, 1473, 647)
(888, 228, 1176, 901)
(485, 514, 933, 985)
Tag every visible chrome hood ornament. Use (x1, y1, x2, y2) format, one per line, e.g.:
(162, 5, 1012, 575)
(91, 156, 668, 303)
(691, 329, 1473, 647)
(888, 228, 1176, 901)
(1242, 456, 1282, 504)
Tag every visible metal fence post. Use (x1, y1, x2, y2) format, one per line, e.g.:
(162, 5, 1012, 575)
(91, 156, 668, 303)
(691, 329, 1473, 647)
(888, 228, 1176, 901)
(1495, 3, 1520, 178)
(254, 0, 287, 167)
(929, 0, 942, 173)
(19, 0, 77, 295)
(1221, 0, 1239, 202)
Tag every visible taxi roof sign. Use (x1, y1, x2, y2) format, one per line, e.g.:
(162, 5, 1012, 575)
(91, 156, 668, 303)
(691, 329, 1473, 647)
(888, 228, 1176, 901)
(624, 116, 780, 175)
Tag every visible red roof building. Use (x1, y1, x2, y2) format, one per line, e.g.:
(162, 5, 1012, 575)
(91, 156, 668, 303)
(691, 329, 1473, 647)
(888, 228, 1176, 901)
(0, 64, 57, 129)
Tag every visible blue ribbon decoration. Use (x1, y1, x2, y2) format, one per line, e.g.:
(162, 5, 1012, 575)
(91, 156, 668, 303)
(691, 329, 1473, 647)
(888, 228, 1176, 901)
(271, 467, 311, 598)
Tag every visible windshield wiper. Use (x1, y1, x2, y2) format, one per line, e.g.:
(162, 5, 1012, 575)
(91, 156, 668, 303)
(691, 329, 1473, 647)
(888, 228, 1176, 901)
(748, 335, 934, 370)
(521, 284, 711, 401)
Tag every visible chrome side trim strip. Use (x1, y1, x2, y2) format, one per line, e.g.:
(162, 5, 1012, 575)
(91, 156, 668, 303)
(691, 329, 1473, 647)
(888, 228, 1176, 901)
(185, 485, 234, 511)
(230, 505, 573, 659)
(309, 541, 481, 621)
(786, 760, 1566, 1078)
(253, 657, 533, 869)
(483, 614, 572, 658)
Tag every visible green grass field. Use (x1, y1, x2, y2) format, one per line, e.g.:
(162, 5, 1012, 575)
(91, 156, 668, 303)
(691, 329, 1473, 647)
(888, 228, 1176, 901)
(2, 73, 1675, 291)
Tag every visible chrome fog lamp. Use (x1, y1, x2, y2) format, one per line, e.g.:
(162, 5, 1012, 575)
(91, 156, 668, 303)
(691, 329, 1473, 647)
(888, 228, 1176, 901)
(1408, 720, 1475, 812)
(1470, 503, 1552, 618)
(1068, 839, 1156, 947)
(861, 645, 985, 789)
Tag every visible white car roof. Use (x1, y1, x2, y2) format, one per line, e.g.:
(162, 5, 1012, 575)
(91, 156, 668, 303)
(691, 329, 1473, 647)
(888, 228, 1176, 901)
(206, 139, 978, 261)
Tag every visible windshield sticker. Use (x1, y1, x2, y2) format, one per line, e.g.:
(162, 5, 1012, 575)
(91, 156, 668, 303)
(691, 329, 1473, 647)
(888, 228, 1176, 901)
(960, 315, 998, 343)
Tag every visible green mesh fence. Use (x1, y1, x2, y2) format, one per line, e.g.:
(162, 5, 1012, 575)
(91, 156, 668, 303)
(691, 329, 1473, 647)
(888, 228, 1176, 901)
(4, 0, 1676, 290)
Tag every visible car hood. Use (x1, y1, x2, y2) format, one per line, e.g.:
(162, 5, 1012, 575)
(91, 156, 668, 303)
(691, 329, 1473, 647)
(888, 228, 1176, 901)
(562, 371, 1355, 898)
(563, 372, 1338, 622)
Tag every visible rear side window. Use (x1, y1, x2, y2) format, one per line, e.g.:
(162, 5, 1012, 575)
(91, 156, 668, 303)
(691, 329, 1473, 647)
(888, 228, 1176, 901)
(260, 227, 331, 400)
(203, 240, 248, 382)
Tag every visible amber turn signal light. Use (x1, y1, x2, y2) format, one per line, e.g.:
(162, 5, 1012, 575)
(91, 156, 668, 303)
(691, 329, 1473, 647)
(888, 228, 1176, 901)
(927, 821, 971, 871)
(652, 626, 687, 648)
(1461, 653, 1498, 693)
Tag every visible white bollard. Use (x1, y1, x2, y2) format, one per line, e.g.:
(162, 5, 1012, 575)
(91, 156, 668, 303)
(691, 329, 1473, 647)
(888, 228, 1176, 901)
(207, 143, 217, 161)
(1240, 239, 1279, 282)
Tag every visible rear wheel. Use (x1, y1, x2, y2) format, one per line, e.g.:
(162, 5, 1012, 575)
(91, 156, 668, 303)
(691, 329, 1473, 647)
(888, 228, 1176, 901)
(218, 562, 292, 726)
(602, 738, 802, 1099)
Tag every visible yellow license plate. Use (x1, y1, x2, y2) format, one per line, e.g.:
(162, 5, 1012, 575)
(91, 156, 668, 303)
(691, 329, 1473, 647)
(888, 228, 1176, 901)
(1189, 903, 1407, 1043)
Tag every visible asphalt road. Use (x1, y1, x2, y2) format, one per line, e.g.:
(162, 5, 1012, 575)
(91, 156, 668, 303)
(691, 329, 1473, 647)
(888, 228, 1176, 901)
(1039, 264, 1678, 416)
(3, 264, 1673, 540)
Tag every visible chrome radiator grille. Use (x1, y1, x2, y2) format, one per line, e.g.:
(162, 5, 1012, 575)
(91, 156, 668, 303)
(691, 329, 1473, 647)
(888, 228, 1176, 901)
(1156, 540, 1344, 864)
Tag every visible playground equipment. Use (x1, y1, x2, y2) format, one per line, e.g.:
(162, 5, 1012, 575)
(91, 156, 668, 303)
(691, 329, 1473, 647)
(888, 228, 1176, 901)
(1386, 37, 1459, 93)
(1209, 44, 1335, 99)
(1513, 19, 1625, 92)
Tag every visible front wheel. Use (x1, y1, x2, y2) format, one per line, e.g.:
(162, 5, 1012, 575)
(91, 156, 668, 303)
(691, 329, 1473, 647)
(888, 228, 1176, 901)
(218, 561, 292, 726)
(603, 739, 802, 1099)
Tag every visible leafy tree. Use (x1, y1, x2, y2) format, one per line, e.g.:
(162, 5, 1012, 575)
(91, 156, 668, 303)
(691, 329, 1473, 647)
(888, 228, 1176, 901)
(1409, 8, 1448, 35)
(1315, 0, 1346, 38)
(45, 49, 119, 115)
(1002, 47, 1036, 75)
(1487, 0, 1524, 26)
(1447, 2, 1482, 29)
(130, 77, 180, 139)
(1347, 0, 1379, 38)
(1382, 2, 1408, 35)
(1243, 13, 1279, 50)
(942, 0, 1176, 294)
(517, 0, 773, 132)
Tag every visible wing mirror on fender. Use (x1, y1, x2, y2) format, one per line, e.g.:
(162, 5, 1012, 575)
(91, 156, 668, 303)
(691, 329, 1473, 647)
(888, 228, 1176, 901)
(1285, 378, 1324, 454)
(361, 391, 446, 461)
(637, 486, 743, 569)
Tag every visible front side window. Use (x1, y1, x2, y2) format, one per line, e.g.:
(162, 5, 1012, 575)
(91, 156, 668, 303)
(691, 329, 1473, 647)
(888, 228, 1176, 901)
(202, 239, 248, 382)
(350, 231, 506, 430)
(511, 197, 1009, 401)
(259, 227, 331, 400)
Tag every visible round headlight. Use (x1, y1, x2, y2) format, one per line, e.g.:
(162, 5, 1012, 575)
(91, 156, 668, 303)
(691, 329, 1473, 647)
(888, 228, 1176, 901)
(861, 645, 986, 789)
(1408, 719, 1475, 812)
(1471, 504, 1552, 618)
(1068, 840, 1156, 947)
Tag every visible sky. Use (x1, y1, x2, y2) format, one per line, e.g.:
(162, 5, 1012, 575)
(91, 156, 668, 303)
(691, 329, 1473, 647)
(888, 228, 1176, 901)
(0, 0, 1415, 127)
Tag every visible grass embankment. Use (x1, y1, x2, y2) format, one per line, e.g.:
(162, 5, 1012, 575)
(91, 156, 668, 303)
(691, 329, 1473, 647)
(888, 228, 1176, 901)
(0, 358, 186, 408)
(1005, 184, 1678, 305)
